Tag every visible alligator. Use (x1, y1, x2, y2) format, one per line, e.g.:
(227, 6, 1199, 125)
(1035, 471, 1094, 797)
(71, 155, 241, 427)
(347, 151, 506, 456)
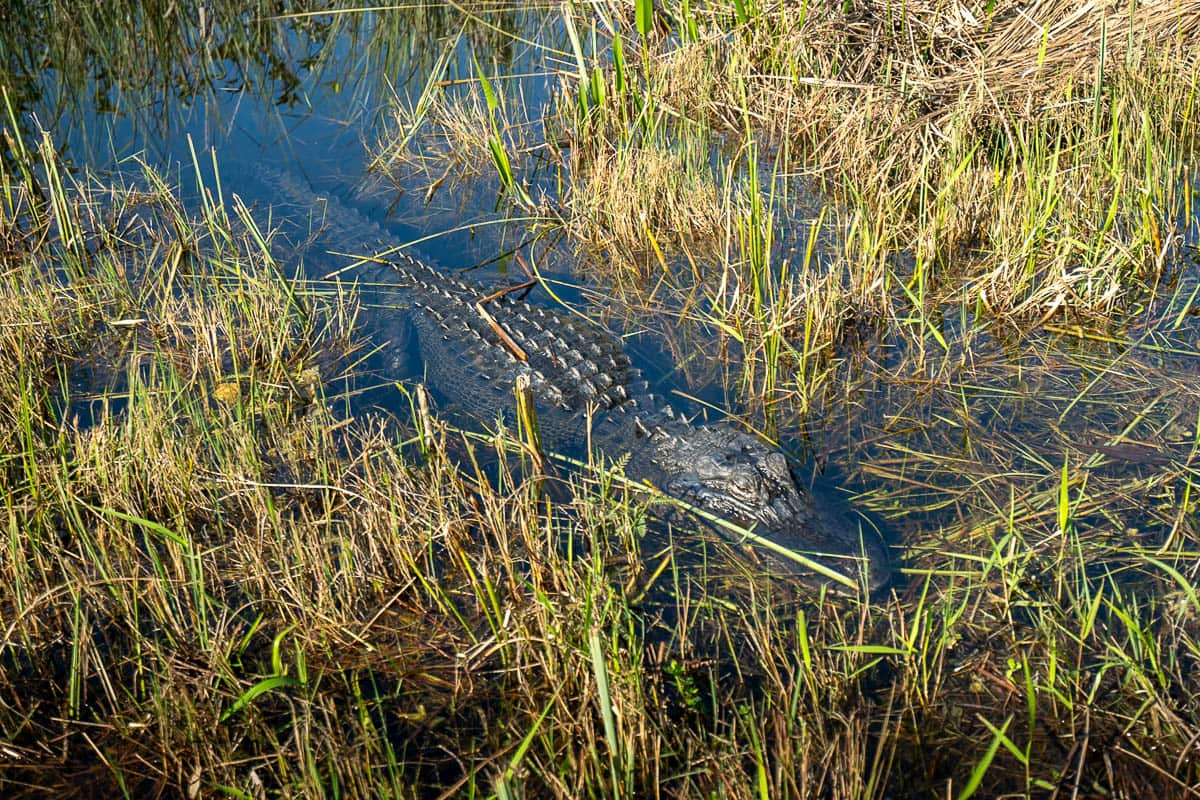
(254, 165, 890, 592)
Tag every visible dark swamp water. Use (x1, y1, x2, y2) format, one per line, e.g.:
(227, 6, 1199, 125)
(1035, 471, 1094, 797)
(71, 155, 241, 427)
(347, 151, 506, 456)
(3, 1, 1200, 595)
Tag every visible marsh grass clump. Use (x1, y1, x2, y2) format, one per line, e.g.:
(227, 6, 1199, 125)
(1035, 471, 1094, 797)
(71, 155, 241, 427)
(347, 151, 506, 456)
(561, 139, 738, 272)
(718, 0, 1200, 319)
(375, 81, 522, 191)
(544, 37, 757, 275)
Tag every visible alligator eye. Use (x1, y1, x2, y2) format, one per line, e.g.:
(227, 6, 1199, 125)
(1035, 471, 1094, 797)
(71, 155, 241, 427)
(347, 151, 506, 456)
(765, 452, 788, 474)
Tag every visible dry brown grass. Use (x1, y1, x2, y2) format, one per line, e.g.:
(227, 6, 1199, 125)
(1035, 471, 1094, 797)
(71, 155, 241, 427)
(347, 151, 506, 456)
(562, 141, 740, 273)
(376, 84, 497, 182)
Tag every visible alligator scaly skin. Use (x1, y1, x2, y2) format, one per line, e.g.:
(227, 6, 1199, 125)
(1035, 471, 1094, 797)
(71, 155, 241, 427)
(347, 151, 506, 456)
(255, 165, 890, 591)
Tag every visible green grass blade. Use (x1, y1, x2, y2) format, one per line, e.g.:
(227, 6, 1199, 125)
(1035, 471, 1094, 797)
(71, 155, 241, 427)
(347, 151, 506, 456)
(957, 715, 1013, 800)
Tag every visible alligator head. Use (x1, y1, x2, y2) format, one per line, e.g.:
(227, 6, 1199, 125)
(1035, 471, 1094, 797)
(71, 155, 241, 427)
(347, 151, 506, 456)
(647, 425, 890, 592)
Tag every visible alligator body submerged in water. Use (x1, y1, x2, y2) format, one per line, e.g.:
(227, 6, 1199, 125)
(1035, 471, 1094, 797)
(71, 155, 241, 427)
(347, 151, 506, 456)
(259, 166, 890, 592)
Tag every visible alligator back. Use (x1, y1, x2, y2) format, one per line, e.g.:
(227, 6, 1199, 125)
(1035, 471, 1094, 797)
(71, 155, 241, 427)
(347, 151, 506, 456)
(252, 163, 671, 449)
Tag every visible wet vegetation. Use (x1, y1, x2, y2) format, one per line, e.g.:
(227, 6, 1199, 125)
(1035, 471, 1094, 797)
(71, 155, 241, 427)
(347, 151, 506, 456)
(2, 0, 1200, 797)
